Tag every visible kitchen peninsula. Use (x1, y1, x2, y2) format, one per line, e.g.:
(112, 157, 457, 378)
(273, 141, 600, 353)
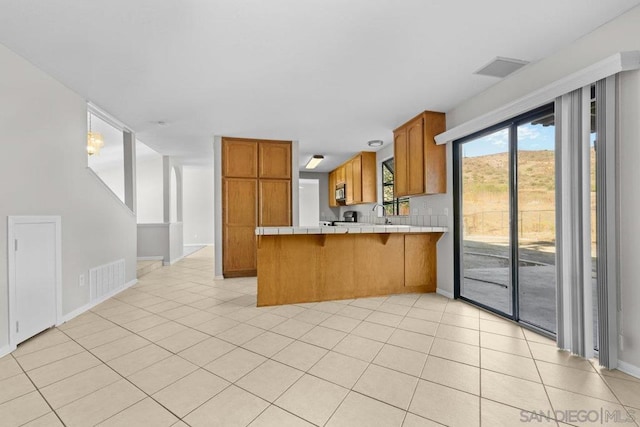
(256, 225, 446, 306)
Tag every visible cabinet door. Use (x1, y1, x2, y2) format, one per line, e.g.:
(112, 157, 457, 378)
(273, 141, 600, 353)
(351, 155, 362, 203)
(259, 142, 291, 179)
(328, 170, 338, 207)
(394, 128, 408, 197)
(345, 160, 354, 205)
(407, 117, 425, 195)
(223, 178, 257, 275)
(404, 234, 437, 290)
(360, 152, 377, 203)
(259, 179, 291, 226)
(222, 139, 258, 178)
(336, 165, 346, 184)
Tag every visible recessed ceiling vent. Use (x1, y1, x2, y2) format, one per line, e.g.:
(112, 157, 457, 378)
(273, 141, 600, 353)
(474, 57, 529, 78)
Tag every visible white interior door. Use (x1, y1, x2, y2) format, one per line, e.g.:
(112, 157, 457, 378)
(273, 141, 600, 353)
(9, 217, 59, 345)
(298, 179, 320, 226)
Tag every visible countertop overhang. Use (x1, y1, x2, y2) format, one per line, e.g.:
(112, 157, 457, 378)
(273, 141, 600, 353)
(255, 225, 448, 235)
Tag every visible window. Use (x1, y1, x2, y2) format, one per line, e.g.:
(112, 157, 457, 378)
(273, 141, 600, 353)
(382, 158, 410, 216)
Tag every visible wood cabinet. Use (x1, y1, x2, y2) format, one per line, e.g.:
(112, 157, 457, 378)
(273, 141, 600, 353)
(328, 151, 376, 206)
(222, 137, 292, 277)
(393, 111, 446, 197)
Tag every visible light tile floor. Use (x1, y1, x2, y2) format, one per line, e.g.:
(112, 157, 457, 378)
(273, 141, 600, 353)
(2, 247, 639, 426)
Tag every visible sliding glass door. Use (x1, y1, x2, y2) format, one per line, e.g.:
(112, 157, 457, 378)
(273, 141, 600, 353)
(455, 104, 557, 334)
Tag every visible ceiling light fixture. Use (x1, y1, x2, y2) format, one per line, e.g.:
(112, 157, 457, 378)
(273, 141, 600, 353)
(305, 155, 324, 169)
(368, 140, 383, 147)
(87, 113, 104, 156)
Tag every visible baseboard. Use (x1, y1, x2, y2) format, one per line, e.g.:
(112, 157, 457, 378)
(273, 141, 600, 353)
(57, 278, 138, 325)
(214, 275, 224, 280)
(137, 256, 164, 261)
(0, 344, 17, 359)
(617, 360, 640, 380)
(436, 288, 454, 299)
(184, 243, 213, 247)
(164, 254, 185, 266)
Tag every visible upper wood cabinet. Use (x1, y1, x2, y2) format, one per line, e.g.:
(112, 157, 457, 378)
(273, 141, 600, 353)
(222, 138, 258, 178)
(335, 165, 346, 184)
(328, 170, 338, 207)
(328, 151, 377, 206)
(393, 111, 446, 197)
(259, 141, 291, 179)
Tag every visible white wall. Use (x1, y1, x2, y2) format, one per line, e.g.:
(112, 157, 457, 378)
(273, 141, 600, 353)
(0, 43, 137, 350)
(442, 5, 640, 371)
(183, 165, 214, 245)
(136, 143, 163, 223)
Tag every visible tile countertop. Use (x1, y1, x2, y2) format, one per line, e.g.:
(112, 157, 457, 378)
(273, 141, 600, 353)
(255, 225, 448, 235)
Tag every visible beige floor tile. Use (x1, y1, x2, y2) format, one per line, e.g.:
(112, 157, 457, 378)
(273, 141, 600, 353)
(350, 298, 385, 310)
(40, 363, 120, 409)
(178, 336, 236, 366)
(387, 329, 434, 354)
(545, 386, 633, 427)
(0, 356, 23, 381)
(374, 344, 427, 377)
(153, 369, 229, 417)
(156, 327, 209, 353)
(127, 354, 197, 394)
(309, 351, 368, 388)
(75, 326, 132, 349)
(243, 331, 294, 357)
(444, 301, 480, 318)
(398, 317, 439, 336)
(353, 364, 418, 410)
(605, 376, 640, 409)
(159, 305, 201, 320)
(0, 372, 35, 404)
(351, 321, 395, 342)
(107, 344, 172, 377)
(481, 369, 553, 413)
(479, 318, 524, 338)
(440, 312, 480, 330)
(90, 334, 150, 362)
(366, 311, 404, 328)
(193, 316, 239, 335)
(406, 307, 443, 323)
(313, 301, 347, 314)
(138, 321, 190, 342)
(217, 323, 265, 345)
(593, 363, 640, 384)
(337, 305, 373, 321)
(377, 302, 411, 316)
(270, 305, 307, 319)
(22, 412, 64, 427)
(421, 356, 479, 395)
(320, 314, 362, 332)
(413, 296, 448, 312)
(481, 347, 541, 382)
(27, 351, 102, 388)
(333, 334, 384, 362)
(249, 405, 314, 426)
(481, 331, 531, 357)
(435, 324, 479, 346)
(429, 337, 480, 366)
(204, 347, 266, 382)
(409, 380, 479, 427)
(386, 294, 420, 306)
(56, 379, 146, 427)
(326, 391, 405, 427)
(275, 374, 349, 426)
(62, 318, 114, 339)
(174, 310, 218, 327)
(270, 318, 315, 339)
(97, 397, 178, 426)
(184, 385, 269, 427)
(237, 360, 303, 402)
(57, 311, 102, 330)
(15, 340, 85, 371)
(528, 341, 594, 371)
(104, 308, 152, 325)
(402, 412, 443, 426)
(293, 309, 332, 325)
(0, 391, 51, 426)
(224, 307, 264, 322)
(121, 314, 169, 333)
(144, 300, 181, 313)
(12, 328, 70, 357)
(299, 326, 347, 349)
(246, 313, 288, 330)
(537, 360, 618, 402)
(523, 328, 556, 345)
(481, 398, 557, 426)
(272, 341, 328, 371)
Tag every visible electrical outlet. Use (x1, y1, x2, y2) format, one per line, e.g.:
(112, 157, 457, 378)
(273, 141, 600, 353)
(79, 273, 85, 287)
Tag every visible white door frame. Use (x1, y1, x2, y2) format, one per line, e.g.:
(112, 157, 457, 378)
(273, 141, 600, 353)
(7, 216, 62, 349)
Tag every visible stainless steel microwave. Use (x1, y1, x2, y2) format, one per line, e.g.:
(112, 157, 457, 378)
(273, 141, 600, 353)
(335, 183, 346, 203)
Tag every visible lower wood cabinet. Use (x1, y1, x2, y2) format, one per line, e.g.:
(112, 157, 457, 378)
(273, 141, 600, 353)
(223, 178, 258, 277)
(259, 179, 291, 226)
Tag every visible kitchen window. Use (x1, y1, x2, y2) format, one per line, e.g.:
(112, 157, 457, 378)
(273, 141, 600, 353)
(382, 158, 410, 216)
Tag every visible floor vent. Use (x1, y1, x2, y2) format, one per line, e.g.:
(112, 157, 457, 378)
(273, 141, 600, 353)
(89, 259, 126, 302)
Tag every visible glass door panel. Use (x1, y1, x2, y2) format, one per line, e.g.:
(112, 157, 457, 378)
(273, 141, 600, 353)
(460, 128, 512, 315)
(516, 117, 557, 333)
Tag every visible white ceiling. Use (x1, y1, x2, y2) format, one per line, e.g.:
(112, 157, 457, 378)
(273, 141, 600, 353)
(1, 0, 638, 171)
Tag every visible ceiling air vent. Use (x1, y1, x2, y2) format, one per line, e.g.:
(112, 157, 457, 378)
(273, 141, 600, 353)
(474, 57, 529, 78)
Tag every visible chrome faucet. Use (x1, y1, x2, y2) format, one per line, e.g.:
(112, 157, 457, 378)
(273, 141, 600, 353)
(372, 204, 392, 224)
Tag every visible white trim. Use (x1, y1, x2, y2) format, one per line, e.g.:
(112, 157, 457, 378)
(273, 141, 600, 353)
(184, 243, 214, 247)
(617, 360, 640, 380)
(435, 51, 640, 144)
(85, 168, 135, 217)
(57, 278, 137, 325)
(137, 256, 164, 261)
(7, 216, 62, 348)
(214, 275, 224, 280)
(0, 345, 17, 359)
(87, 102, 133, 133)
(165, 254, 185, 266)
(436, 288, 454, 299)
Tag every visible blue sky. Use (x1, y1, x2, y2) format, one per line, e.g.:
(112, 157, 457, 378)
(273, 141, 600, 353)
(461, 123, 556, 158)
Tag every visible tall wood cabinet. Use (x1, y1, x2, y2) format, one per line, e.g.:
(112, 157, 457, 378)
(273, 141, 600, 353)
(393, 111, 446, 197)
(328, 151, 377, 206)
(222, 138, 292, 277)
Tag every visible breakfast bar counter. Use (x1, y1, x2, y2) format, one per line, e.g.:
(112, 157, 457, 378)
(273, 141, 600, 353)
(256, 226, 447, 306)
